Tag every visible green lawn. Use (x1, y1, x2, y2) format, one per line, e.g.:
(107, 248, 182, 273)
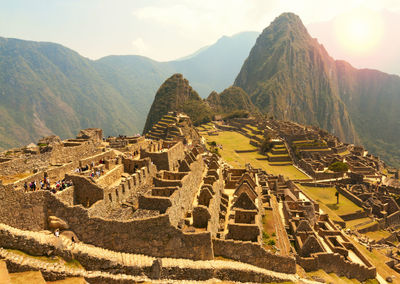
(364, 230, 391, 241)
(202, 130, 309, 180)
(345, 217, 373, 229)
(306, 269, 378, 284)
(262, 210, 277, 251)
(296, 185, 361, 216)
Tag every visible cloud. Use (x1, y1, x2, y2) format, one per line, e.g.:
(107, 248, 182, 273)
(129, 0, 400, 61)
(131, 37, 147, 54)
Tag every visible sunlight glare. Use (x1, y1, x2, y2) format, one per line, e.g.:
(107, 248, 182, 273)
(333, 9, 384, 55)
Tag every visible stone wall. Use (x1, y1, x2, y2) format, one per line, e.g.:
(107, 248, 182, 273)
(166, 154, 204, 227)
(339, 210, 368, 221)
(140, 142, 185, 171)
(385, 211, 400, 227)
(336, 186, 364, 207)
(212, 239, 296, 274)
(96, 165, 124, 188)
(297, 252, 376, 281)
(0, 186, 47, 231)
(206, 175, 224, 236)
(78, 150, 115, 168)
(65, 174, 104, 207)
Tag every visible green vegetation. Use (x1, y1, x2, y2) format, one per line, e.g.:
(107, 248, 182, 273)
(328, 161, 349, 172)
(260, 136, 273, 154)
(267, 239, 276, 246)
(262, 211, 277, 250)
(201, 129, 309, 180)
(0, 32, 259, 151)
(364, 230, 391, 241)
(223, 110, 250, 120)
(207, 86, 257, 115)
(306, 269, 378, 284)
(345, 217, 373, 229)
(143, 74, 214, 133)
(297, 185, 361, 216)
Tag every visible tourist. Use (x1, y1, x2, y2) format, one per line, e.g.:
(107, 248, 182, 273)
(54, 229, 60, 237)
(23, 182, 28, 192)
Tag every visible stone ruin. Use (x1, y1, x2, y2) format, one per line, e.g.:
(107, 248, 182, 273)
(0, 113, 300, 283)
(1, 112, 397, 282)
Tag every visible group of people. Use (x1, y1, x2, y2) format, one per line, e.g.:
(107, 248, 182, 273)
(23, 177, 72, 194)
(74, 160, 106, 179)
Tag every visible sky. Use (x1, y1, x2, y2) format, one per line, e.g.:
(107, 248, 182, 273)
(0, 0, 400, 71)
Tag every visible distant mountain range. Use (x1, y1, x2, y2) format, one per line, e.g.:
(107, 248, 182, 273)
(0, 32, 258, 151)
(1, 13, 400, 167)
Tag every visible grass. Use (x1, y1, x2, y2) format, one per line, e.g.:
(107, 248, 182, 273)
(345, 217, 373, 229)
(262, 210, 277, 251)
(306, 269, 378, 283)
(202, 130, 309, 180)
(65, 258, 83, 269)
(6, 249, 59, 263)
(297, 185, 361, 216)
(0, 172, 32, 184)
(339, 150, 351, 156)
(351, 239, 400, 281)
(364, 230, 391, 241)
(6, 248, 83, 270)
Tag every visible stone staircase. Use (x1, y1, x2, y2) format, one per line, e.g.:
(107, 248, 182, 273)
(0, 258, 87, 284)
(0, 223, 317, 283)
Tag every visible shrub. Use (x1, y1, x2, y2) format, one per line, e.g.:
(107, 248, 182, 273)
(267, 239, 276, 246)
(260, 135, 272, 154)
(328, 161, 349, 172)
(223, 110, 249, 120)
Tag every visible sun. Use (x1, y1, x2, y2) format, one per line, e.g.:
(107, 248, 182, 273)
(334, 9, 384, 55)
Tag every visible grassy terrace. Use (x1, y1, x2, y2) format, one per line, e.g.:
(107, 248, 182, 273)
(364, 230, 391, 241)
(262, 210, 277, 251)
(345, 217, 373, 229)
(305, 269, 378, 284)
(295, 185, 400, 281)
(0, 172, 32, 185)
(202, 130, 309, 180)
(296, 184, 362, 216)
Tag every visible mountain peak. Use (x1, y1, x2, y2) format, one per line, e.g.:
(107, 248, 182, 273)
(265, 12, 310, 42)
(234, 13, 358, 144)
(143, 74, 213, 133)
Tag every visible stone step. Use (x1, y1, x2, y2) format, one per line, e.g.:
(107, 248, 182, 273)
(0, 260, 11, 284)
(46, 277, 86, 284)
(9, 271, 46, 284)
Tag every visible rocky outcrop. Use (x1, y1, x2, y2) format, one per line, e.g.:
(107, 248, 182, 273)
(143, 74, 213, 134)
(206, 86, 258, 116)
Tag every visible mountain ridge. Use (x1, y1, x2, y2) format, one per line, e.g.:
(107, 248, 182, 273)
(0, 32, 258, 151)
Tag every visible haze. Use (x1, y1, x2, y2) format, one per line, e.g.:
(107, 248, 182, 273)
(1, 0, 400, 74)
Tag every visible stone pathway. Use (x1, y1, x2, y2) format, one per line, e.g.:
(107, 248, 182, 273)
(271, 194, 291, 256)
(0, 223, 318, 283)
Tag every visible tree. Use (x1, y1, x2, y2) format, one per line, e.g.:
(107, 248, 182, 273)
(328, 161, 349, 172)
(260, 135, 273, 154)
